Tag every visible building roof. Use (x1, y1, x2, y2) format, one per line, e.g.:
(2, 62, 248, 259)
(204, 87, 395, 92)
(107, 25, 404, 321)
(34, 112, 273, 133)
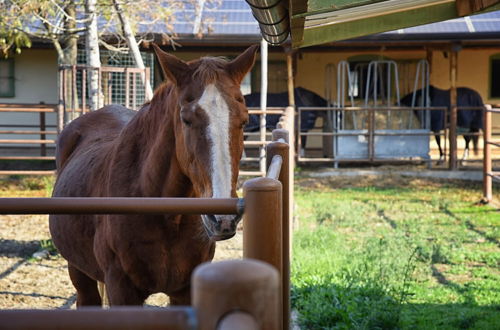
(169, 0, 500, 47)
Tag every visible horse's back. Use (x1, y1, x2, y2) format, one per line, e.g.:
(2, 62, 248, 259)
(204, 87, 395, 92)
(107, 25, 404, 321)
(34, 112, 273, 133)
(56, 105, 135, 171)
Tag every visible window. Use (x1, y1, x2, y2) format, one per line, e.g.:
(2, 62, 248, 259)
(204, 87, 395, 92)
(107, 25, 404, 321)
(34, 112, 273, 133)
(490, 54, 500, 98)
(0, 58, 15, 97)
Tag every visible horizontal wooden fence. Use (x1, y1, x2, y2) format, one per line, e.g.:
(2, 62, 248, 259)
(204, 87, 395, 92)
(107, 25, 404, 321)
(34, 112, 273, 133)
(0, 126, 292, 330)
(0, 104, 58, 175)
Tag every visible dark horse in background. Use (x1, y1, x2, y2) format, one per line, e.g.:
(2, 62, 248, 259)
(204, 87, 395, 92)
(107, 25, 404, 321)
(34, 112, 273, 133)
(401, 85, 484, 162)
(244, 87, 327, 153)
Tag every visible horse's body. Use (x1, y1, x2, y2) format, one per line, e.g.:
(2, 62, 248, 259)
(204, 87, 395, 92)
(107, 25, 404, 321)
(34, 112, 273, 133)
(401, 85, 484, 161)
(49, 45, 258, 306)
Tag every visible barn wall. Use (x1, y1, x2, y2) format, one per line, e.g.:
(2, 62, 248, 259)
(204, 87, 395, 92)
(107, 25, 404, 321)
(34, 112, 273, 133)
(0, 49, 59, 104)
(0, 49, 58, 153)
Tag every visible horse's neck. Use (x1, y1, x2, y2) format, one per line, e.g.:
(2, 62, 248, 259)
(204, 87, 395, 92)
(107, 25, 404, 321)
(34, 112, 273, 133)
(107, 88, 192, 198)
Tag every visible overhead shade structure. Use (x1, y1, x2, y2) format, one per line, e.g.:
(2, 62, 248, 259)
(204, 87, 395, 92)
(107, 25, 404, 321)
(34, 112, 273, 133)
(246, 0, 290, 45)
(248, 0, 500, 48)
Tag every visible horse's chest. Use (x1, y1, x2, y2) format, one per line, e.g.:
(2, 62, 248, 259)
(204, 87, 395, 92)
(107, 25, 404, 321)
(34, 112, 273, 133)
(99, 216, 213, 293)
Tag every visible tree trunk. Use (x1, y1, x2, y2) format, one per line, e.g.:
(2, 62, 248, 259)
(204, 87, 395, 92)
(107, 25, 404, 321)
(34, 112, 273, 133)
(86, 0, 101, 111)
(113, 0, 154, 102)
(63, 2, 80, 120)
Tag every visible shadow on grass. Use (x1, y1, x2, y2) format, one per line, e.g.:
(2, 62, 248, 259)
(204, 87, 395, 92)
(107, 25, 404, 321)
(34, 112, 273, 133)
(401, 302, 500, 329)
(292, 282, 500, 329)
(292, 282, 402, 329)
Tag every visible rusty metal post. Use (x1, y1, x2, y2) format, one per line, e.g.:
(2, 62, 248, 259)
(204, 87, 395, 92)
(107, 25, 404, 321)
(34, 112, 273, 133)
(243, 177, 283, 329)
(483, 104, 492, 202)
(39, 111, 46, 156)
(267, 135, 290, 330)
(449, 47, 458, 170)
(192, 259, 279, 330)
(82, 69, 87, 114)
(125, 68, 130, 109)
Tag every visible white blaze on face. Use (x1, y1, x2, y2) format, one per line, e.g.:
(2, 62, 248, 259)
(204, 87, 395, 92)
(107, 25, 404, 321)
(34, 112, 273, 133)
(197, 84, 232, 198)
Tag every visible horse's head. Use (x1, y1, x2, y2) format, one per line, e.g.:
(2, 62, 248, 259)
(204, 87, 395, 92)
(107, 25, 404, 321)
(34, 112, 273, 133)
(153, 44, 258, 241)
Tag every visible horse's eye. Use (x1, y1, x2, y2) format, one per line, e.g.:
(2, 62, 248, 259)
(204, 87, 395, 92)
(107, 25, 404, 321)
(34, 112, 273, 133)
(182, 117, 192, 127)
(185, 96, 195, 103)
(236, 97, 245, 104)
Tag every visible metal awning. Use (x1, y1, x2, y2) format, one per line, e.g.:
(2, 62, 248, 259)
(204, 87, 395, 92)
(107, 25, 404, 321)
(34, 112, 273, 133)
(247, 0, 500, 47)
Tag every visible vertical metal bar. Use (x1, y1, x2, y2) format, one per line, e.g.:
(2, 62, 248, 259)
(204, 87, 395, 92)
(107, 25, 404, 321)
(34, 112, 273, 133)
(145, 67, 151, 102)
(39, 111, 46, 156)
(98, 67, 102, 108)
(57, 68, 64, 133)
(243, 177, 283, 330)
(108, 72, 113, 105)
(260, 39, 268, 175)
(82, 69, 87, 114)
(125, 68, 130, 110)
(72, 65, 77, 119)
(369, 108, 375, 161)
(132, 72, 137, 110)
(483, 105, 492, 202)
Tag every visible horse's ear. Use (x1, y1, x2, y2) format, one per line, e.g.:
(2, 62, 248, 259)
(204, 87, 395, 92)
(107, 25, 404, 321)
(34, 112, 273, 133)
(152, 44, 189, 85)
(227, 44, 259, 84)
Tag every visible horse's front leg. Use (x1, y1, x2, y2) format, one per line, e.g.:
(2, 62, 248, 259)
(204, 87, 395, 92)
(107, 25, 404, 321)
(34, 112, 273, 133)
(435, 133, 444, 165)
(68, 264, 102, 307)
(104, 263, 148, 306)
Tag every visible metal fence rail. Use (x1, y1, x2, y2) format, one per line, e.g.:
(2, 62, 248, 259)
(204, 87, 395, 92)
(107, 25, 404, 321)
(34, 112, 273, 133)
(297, 105, 486, 167)
(0, 126, 293, 330)
(0, 197, 242, 215)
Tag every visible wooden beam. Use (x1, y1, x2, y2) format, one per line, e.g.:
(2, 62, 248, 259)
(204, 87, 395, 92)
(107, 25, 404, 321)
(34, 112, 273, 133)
(294, 1, 458, 48)
(291, 0, 500, 48)
(449, 47, 458, 170)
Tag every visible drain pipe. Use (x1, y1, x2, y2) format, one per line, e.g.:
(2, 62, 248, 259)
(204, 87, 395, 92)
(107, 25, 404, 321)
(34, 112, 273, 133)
(245, 0, 290, 45)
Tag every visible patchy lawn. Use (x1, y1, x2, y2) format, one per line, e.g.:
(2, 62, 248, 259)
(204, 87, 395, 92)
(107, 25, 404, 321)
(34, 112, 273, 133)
(292, 173, 500, 329)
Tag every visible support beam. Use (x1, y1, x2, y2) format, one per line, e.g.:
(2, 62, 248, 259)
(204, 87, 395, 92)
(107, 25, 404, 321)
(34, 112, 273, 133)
(449, 46, 459, 170)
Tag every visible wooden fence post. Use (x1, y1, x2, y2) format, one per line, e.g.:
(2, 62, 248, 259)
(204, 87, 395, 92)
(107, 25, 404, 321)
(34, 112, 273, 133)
(243, 177, 283, 329)
(192, 259, 279, 330)
(267, 132, 291, 330)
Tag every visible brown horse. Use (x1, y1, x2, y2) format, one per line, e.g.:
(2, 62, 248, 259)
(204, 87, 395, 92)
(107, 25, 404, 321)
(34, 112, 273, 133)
(49, 44, 258, 307)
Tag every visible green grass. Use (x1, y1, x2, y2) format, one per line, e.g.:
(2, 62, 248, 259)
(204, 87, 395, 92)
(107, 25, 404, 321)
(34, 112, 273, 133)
(0, 175, 55, 197)
(292, 179, 500, 329)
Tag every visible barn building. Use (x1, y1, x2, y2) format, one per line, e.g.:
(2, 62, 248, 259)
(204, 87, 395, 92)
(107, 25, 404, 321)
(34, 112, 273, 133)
(1, 0, 500, 172)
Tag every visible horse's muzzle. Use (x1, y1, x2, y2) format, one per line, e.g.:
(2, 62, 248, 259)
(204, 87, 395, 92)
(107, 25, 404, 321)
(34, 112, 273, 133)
(201, 214, 242, 241)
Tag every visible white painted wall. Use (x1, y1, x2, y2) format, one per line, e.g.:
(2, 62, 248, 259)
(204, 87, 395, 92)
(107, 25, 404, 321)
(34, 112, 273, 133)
(0, 49, 58, 151)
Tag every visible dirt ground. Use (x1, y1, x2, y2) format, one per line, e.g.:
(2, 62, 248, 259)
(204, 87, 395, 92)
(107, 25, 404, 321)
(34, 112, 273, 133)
(0, 212, 244, 309)
(0, 167, 483, 309)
